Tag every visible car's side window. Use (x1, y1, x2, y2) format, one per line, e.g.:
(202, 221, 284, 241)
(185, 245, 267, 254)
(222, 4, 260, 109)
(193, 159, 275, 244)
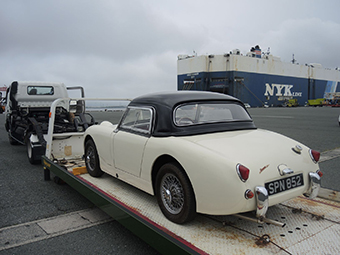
(120, 107, 153, 134)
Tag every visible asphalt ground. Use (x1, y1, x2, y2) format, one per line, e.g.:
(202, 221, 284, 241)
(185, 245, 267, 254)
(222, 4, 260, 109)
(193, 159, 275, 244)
(0, 111, 159, 255)
(0, 106, 339, 254)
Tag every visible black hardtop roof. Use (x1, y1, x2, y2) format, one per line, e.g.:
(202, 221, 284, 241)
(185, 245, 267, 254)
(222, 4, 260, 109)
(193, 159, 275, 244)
(129, 91, 242, 108)
(125, 91, 255, 137)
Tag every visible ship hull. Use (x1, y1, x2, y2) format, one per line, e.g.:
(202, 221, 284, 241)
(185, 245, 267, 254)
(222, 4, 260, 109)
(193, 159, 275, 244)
(177, 53, 340, 107)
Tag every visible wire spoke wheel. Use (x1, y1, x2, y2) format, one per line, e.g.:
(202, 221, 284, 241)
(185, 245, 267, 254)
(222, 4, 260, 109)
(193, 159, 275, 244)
(156, 163, 196, 224)
(161, 173, 185, 214)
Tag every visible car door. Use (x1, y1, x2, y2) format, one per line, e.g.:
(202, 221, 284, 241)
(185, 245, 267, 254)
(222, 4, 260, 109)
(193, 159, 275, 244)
(113, 106, 153, 177)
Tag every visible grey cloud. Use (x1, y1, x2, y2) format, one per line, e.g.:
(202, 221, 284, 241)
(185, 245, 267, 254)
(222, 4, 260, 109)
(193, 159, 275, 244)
(261, 18, 340, 68)
(1, 0, 340, 98)
(0, 0, 201, 60)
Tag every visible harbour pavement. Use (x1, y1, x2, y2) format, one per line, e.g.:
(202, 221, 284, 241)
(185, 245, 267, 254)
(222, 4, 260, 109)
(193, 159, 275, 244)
(0, 106, 339, 254)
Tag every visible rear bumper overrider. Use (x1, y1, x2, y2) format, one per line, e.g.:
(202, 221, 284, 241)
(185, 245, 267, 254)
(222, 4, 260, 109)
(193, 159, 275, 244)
(235, 186, 285, 227)
(255, 186, 268, 220)
(303, 172, 321, 199)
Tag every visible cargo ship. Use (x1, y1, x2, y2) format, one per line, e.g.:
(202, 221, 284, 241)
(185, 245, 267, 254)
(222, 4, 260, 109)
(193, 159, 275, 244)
(177, 46, 340, 107)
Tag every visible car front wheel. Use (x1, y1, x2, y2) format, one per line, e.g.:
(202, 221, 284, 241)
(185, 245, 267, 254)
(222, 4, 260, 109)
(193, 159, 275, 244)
(155, 163, 196, 224)
(85, 139, 104, 177)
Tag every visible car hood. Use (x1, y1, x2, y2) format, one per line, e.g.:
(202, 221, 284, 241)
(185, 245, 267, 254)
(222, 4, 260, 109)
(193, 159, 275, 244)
(180, 129, 313, 176)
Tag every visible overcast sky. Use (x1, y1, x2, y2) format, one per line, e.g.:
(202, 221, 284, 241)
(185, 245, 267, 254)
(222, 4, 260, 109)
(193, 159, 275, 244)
(1, 0, 340, 98)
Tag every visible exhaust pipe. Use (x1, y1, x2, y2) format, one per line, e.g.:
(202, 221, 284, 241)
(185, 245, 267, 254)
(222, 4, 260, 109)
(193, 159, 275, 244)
(234, 213, 286, 228)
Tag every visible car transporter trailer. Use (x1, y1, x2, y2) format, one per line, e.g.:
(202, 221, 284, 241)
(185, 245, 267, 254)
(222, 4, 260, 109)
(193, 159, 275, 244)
(42, 98, 340, 255)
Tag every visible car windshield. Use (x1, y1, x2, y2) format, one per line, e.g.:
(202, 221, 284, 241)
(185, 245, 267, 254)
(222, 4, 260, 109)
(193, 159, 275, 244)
(174, 102, 252, 126)
(120, 107, 153, 133)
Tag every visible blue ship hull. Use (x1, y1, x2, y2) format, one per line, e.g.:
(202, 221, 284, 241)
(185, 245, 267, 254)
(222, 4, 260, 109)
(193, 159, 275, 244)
(178, 70, 339, 107)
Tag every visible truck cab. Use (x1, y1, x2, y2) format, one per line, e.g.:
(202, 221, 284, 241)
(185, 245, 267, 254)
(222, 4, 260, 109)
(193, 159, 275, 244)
(5, 81, 92, 164)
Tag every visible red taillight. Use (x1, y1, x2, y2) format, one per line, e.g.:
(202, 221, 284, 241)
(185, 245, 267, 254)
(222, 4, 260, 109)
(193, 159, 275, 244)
(237, 164, 250, 182)
(309, 149, 320, 163)
(317, 169, 323, 177)
(245, 189, 254, 199)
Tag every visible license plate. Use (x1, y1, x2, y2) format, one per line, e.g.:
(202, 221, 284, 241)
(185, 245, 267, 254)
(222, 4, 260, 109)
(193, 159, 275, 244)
(265, 173, 304, 196)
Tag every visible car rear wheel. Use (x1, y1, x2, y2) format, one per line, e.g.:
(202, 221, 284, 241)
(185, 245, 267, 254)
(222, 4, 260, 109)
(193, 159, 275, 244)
(155, 163, 196, 224)
(85, 139, 104, 177)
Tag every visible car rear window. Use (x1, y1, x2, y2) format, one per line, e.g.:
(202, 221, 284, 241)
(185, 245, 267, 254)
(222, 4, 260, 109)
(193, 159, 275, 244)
(174, 102, 251, 126)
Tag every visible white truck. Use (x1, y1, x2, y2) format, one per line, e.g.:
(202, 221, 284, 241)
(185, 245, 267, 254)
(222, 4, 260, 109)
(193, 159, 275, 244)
(4, 81, 94, 164)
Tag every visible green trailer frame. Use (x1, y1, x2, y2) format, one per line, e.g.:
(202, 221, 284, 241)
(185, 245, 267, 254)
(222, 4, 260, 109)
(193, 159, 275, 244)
(42, 156, 205, 255)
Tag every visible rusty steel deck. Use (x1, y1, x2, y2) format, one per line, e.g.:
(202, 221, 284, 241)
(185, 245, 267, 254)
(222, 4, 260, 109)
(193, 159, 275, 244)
(44, 158, 340, 255)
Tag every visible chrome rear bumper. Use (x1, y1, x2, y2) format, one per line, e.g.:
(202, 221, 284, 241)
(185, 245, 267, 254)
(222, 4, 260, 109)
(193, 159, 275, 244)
(253, 171, 320, 227)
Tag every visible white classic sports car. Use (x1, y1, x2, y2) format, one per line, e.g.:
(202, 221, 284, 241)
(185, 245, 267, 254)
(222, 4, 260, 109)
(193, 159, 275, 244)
(84, 91, 322, 224)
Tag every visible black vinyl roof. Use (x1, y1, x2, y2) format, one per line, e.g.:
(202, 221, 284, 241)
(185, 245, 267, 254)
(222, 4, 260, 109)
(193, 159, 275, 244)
(130, 91, 240, 107)
(127, 91, 256, 137)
